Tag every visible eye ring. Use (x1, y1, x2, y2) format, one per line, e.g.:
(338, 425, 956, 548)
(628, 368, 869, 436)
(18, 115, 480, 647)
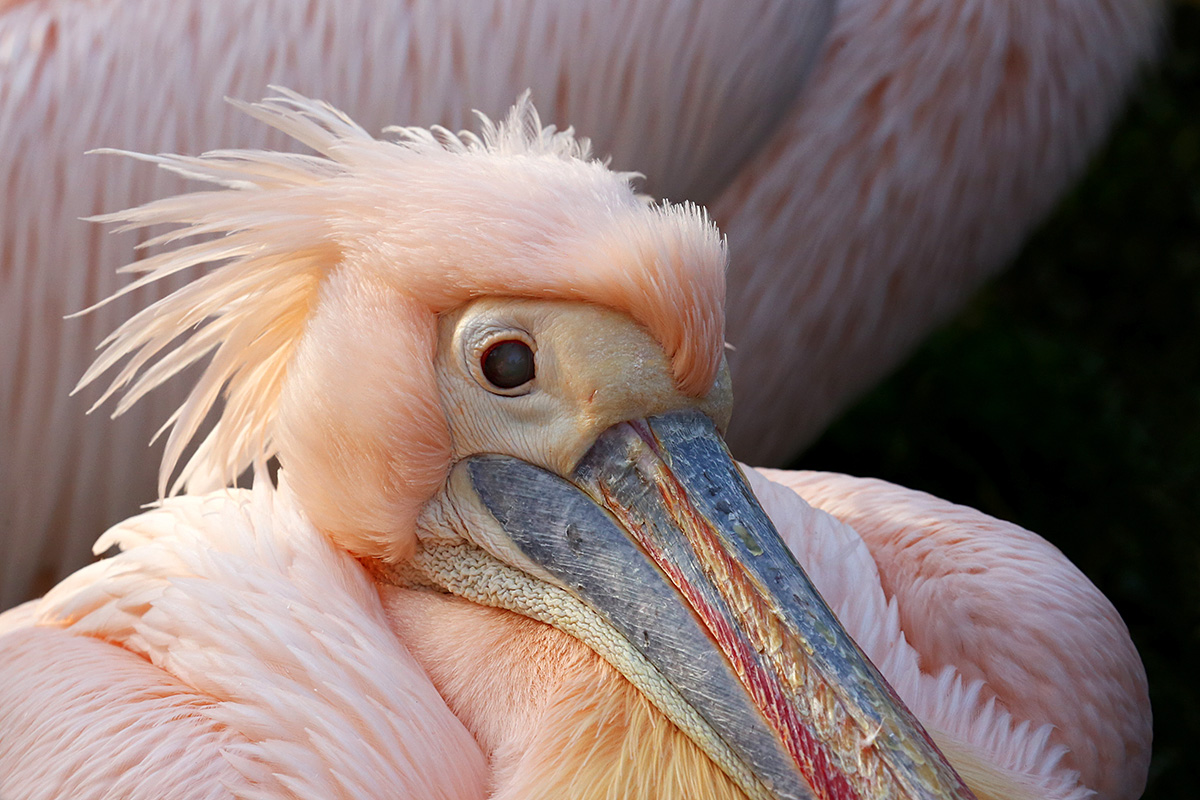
(467, 328, 537, 396)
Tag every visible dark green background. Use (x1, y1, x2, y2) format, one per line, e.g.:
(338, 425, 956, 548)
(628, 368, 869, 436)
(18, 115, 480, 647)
(796, 5, 1200, 797)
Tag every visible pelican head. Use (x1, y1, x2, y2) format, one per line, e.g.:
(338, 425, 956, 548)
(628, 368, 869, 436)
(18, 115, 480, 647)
(81, 90, 974, 800)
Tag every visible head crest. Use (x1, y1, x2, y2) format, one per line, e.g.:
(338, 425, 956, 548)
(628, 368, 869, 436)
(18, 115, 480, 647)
(79, 89, 726, 547)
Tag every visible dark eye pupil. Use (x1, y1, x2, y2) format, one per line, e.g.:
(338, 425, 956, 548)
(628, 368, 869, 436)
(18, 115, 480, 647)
(482, 340, 535, 390)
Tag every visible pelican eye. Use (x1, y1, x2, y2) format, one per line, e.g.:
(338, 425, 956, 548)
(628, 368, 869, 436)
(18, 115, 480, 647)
(481, 340, 535, 391)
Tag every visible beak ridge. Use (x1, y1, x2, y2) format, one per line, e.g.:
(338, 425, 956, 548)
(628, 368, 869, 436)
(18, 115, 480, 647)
(467, 453, 804, 800)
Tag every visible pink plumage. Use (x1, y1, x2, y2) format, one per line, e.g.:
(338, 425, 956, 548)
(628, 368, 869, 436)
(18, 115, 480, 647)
(0, 92, 1150, 800)
(0, 470, 1149, 798)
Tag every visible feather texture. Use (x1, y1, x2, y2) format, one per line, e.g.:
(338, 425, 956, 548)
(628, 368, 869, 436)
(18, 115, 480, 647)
(2, 477, 488, 800)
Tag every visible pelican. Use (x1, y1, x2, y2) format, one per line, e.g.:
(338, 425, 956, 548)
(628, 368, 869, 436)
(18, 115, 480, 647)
(0, 93, 1150, 800)
(0, 0, 1165, 606)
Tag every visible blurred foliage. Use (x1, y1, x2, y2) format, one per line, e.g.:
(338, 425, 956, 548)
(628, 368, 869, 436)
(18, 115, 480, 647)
(798, 4, 1200, 797)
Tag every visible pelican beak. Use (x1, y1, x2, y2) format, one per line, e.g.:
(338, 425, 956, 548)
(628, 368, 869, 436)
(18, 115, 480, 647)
(465, 408, 975, 800)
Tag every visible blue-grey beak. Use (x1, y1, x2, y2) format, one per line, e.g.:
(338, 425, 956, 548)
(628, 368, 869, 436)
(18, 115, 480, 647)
(466, 408, 974, 800)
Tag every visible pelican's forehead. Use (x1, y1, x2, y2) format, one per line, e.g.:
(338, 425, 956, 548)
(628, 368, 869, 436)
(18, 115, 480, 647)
(327, 141, 729, 396)
(331, 144, 647, 271)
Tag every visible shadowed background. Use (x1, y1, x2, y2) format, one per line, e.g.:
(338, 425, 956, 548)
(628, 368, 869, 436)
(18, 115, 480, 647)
(797, 6, 1199, 798)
